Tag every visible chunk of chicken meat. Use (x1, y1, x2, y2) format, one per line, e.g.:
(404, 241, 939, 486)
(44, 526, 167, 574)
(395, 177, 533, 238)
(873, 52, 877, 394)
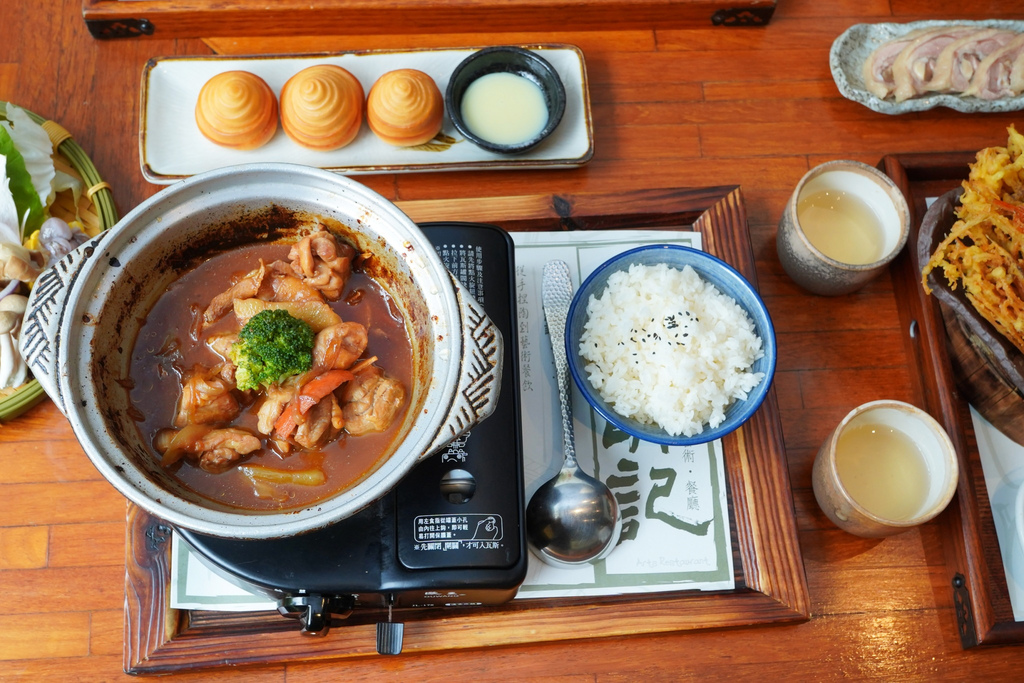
(207, 333, 238, 360)
(313, 322, 368, 371)
(255, 379, 300, 435)
(174, 367, 240, 427)
(258, 266, 327, 303)
(288, 230, 355, 300)
(204, 261, 266, 326)
(206, 334, 239, 383)
(341, 366, 405, 436)
(155, 427, 261, 473)
(293, 393, 344, 450)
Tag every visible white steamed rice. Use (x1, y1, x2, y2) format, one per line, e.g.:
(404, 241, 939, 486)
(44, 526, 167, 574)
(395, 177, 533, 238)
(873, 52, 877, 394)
(579, 262, 764, 437)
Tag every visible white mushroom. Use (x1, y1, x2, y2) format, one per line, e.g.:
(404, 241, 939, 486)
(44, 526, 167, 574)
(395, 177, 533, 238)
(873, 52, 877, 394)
(0, 293, 28, 316)
(0, 293, 28, 390)
(0, 242, 43, 283)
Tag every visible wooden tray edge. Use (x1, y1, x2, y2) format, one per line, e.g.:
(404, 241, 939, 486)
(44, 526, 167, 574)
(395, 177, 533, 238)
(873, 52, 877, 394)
(123, 186, 809, 674)
(882, 152, 1022, 648)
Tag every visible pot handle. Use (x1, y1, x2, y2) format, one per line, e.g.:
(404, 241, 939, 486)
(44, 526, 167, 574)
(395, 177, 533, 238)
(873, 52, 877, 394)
(19, 232, 111, 416)
(424, 273, 504, 456)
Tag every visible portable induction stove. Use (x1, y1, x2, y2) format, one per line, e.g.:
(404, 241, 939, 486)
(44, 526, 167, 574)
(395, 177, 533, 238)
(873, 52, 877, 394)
(177, 222, 525, 654)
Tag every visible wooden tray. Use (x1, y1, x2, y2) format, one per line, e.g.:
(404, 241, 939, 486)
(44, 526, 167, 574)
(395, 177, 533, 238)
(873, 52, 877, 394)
(123, 186, 808, 674)
(83, 0, 777, 40)
(882, 151, 1024, 648)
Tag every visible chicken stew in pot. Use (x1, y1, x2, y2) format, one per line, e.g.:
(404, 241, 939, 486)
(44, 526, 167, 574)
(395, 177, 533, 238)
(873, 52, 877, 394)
(129, 230, 412, 510)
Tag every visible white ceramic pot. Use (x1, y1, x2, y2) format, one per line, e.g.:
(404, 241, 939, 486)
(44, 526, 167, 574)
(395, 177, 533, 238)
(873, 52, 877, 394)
(19, 163, 503, 539)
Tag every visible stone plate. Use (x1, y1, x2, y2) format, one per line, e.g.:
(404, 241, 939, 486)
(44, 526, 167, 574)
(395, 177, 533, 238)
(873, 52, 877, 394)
(830, 20, 1024, 115)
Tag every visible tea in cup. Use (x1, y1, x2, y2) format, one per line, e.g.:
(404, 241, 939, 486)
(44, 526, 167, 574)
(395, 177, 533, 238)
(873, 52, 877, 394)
(777, 160, 910, 296)
(812, 400, 958, 537)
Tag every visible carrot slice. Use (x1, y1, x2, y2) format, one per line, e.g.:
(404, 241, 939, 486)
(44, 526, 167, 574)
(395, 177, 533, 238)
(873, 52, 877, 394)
(273, 402, 301, 439)
(993, 199, 1024, 232)
(295, 369, 353, 413)
(273, 369, 355, 438)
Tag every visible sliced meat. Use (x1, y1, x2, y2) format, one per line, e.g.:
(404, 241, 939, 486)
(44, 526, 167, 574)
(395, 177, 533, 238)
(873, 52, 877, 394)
(154, 426, 261, 473)
(964, 33, 1024, 99)
(1007, 48, 1024, 95)
(924, 29, 1017, 93)
(174, 366, 240, 427)
(891, 25, 976, 102)
(203, 262, 266, 326)
(862, 27, 945, 100)
(313, 321, 368, 371)
(1013, 48, 1024, 95)
(341, 366, 405, 436)
(288, 230, 355, 300)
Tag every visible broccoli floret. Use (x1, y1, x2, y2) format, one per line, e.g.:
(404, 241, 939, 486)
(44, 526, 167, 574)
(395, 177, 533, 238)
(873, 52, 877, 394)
(230, 309, 314, 392)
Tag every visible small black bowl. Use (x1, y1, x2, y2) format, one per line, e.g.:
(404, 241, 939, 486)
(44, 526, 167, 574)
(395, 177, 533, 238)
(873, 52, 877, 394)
(446, 46, 566, 155)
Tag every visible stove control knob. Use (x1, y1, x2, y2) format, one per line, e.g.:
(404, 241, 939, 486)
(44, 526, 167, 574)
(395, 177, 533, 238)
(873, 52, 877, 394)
(278, 595, 331, 637)
(376, 621, 404, 655)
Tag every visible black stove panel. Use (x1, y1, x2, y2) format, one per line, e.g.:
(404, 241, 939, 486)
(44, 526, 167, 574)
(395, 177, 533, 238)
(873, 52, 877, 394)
(396, 223, 523, 571)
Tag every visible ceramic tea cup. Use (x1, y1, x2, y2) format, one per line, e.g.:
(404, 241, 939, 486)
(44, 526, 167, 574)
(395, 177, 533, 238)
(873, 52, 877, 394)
(776, 160, 910, 296)
(812, 400, 958, 538)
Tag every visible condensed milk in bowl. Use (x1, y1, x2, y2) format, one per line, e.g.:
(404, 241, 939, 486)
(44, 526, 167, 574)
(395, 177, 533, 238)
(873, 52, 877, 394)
(446, 46, 566, 155)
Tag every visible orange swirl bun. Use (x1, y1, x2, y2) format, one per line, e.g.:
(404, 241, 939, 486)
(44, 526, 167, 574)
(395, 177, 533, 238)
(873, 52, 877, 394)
(279, 65, 364, 151)
(195, 71, 278, 150)
(366, 69, 444, 147)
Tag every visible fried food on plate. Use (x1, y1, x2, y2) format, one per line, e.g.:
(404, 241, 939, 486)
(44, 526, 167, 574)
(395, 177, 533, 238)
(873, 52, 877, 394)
(922, 124, 1024, 352)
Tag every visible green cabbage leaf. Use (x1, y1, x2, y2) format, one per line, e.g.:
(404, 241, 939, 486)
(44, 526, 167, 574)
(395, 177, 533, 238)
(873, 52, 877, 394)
(1, 105, 55, 209)
(0, 154, 20, 244)
(0, 127, 43, 238)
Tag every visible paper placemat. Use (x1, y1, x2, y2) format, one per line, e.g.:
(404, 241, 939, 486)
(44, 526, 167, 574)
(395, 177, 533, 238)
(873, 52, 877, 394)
(510, 230, 734, 598)
(971, 407, 1024, 621)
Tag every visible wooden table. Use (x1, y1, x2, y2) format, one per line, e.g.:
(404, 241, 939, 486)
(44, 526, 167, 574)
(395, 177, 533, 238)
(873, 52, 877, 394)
(4, 0, 1024, 678)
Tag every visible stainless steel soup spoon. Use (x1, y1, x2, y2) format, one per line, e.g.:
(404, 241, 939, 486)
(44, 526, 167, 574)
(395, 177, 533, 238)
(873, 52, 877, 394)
(525, 260, 622, 568)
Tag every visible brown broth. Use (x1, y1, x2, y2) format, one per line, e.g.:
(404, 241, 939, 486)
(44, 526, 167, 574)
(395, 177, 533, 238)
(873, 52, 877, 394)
(128, 242, 413, 511)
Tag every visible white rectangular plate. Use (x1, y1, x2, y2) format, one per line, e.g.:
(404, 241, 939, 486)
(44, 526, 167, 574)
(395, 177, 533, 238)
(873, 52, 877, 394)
(140, 45, 594, 184)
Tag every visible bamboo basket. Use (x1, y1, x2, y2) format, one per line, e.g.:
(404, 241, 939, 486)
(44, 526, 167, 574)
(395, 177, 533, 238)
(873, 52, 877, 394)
(0, 101, 118, 421)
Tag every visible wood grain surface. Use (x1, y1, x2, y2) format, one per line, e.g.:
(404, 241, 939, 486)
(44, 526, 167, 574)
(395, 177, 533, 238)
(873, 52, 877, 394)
(80, 0, 779, 38)
(3, 0, 1024, 679)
